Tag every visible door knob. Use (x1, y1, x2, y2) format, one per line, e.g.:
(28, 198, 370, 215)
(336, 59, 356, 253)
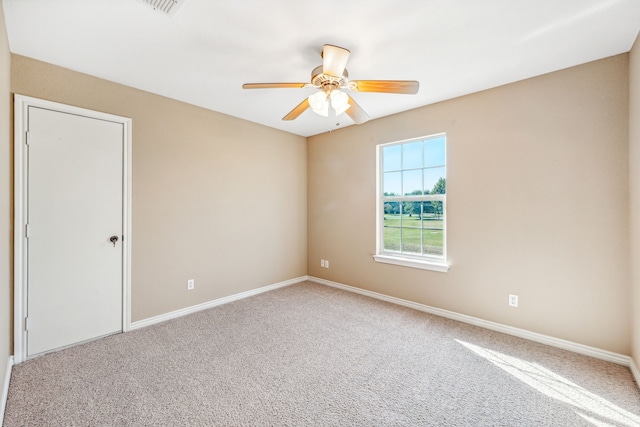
(110, 235, 119, 247)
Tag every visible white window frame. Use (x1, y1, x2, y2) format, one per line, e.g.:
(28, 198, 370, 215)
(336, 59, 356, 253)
(373, 133, 449, 273)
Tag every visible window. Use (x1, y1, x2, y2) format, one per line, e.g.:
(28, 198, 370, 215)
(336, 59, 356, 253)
(374, 134, 449, 272)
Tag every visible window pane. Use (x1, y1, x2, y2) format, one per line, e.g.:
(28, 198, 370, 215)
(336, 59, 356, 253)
(421, 200, 433, 219)
(422, 200, 444, 256)
(401, 228, 422, 254)
(423, 228, 444, 256)
(383, 202, 401, 221)
(402, 201, 419, 219)
(402, 204, 422, 227)
(421, 201, 444, 226)
(383, 171, 401, 196)
(383, 144, 401, 171)
(402, 141, 422, 170)
(424, 167, 446, 194)
(384, 226, 400, 251)
(402, 169, 422, 195)
(424, 137, 445, 168)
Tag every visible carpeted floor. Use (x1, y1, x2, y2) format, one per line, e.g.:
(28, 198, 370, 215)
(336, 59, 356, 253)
(4, 281, 640, 426)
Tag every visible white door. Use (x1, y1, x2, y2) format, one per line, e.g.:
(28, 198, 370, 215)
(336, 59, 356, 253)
(26, 106, 124, 357)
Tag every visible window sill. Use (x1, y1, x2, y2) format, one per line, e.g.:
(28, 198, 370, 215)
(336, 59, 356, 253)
(372, 254, 450, 273)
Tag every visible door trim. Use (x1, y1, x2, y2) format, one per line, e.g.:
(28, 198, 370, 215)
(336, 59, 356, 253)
(13, 95, 133, 364)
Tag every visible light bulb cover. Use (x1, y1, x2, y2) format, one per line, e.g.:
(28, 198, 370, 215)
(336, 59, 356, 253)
(330, 90, 350, 115)
(308, 92, 329, 117)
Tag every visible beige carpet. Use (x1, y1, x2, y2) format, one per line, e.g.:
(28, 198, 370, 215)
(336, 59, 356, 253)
(4, 281, 640, 426)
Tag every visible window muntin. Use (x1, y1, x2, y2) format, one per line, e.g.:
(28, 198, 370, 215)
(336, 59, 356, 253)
(378, 134, 446, 264)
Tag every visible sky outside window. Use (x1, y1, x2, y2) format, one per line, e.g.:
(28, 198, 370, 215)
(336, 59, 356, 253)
(383, 136, 445, 195)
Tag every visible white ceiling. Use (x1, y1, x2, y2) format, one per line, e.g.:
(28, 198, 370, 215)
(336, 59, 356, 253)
(3, 0, 640, 137)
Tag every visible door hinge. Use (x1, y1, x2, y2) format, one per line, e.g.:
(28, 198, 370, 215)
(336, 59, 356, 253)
(25, 131, 30, 146)
(25, 223, 30, 238)
(25, 317, 30, 331)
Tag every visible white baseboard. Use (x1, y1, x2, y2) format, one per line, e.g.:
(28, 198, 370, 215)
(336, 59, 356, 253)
(128, 274, 636, 382)
(309, 276, 632, 368)
(130, 276, 306, 330)
(1, 355, 14, 427)
(631, 358, 640, 388)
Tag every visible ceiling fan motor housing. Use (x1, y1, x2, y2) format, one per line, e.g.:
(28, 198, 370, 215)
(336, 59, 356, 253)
(311, 65, 348, 92)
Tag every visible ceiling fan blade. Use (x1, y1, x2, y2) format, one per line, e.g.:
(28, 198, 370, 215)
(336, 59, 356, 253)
(282, 98, 310, 121)
(243, 83, 310, 89)
(322, 44, 350, 77)
(348, 80, 419, 94)
(345, 95, 370, 124)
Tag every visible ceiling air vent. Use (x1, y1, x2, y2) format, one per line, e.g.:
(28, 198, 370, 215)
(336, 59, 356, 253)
(139, 0, 186, 16)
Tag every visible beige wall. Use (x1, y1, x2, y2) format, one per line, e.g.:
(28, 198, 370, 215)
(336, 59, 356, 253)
(0, 1, 12, 388)
(630, 33, 640, 368)
(11, 55, 307, 322)
(1, 25, 636, 369)
(308, 55, 631, 354)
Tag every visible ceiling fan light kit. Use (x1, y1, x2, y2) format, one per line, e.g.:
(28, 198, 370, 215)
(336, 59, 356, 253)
(242, 44, 419, 125)
(308, 89, 350, 117)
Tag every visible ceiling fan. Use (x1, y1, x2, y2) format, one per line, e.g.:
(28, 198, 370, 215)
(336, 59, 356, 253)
(242, 44, 419, 124)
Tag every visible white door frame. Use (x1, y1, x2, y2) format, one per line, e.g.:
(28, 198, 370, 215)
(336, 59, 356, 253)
(13, 95, 132, 364)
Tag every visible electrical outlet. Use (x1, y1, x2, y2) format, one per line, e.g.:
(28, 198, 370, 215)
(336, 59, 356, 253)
(320, 259, 325, 268)
(325, 260, 329, 268)
(187, 279, 195, 290)
(508, 294, 518, 307)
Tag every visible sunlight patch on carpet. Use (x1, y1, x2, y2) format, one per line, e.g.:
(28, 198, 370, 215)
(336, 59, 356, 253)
(456, 340, 640, 427)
